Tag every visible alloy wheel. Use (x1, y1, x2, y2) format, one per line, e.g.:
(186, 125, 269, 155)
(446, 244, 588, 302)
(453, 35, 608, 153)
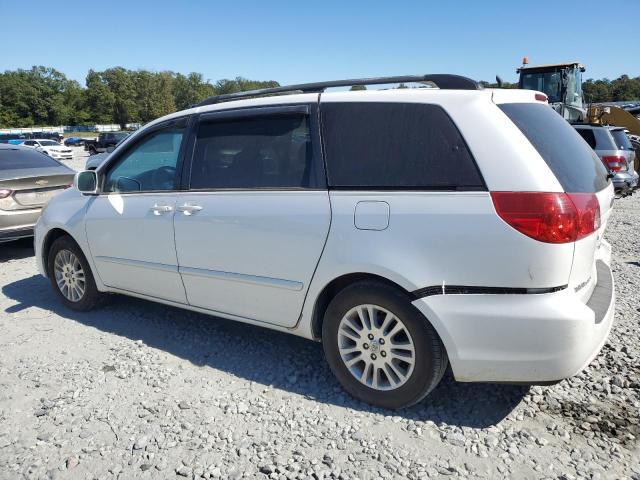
(53, 249, 86, 302)
(337, 304, 416, 391)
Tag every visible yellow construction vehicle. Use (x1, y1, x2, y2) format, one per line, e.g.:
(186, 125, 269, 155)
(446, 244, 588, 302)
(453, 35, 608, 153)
(516, 57, 640, 136)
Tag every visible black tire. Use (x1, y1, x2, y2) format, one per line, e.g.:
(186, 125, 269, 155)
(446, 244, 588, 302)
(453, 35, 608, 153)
(47, 235, 104, 311)
(89, 146, 97, 155)
(322, 281, 448, 409)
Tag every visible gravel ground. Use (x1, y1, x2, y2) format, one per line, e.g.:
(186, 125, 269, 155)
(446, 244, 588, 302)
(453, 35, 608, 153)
(0, 160, 638, 479)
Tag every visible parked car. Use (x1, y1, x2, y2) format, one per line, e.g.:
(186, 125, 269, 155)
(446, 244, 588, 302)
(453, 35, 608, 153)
(20, 139, 74, 161)
(0, 144, 74, 242)
(573, 124, 637, 195)
(84, 132, 129, 155)
(630, 134, 640, 173)
(35, 75, 615, 408)
(64, 137, 86, 147)
(85, 136, 131, 170)
(609, 128, 639, 189)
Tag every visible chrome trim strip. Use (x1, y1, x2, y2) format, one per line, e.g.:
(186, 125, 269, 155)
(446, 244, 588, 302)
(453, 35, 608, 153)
(94, 256, 178, 273)
(179, 266, 303, 291)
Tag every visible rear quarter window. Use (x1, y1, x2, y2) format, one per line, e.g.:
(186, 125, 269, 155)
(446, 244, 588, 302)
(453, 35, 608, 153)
(499, 103, 609, 193)
(610, 130, 633, 150)
(320, 102, 485, 190)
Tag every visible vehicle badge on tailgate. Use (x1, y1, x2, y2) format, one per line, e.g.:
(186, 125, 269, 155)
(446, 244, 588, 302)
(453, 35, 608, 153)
(35, 179, 49, 186)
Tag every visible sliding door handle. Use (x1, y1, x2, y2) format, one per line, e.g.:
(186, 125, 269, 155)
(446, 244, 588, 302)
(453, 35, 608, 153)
(177, 203, 203, 215)
(150, 204, 173, 215)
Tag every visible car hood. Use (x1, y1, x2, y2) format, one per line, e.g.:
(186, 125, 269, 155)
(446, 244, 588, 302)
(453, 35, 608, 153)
(42, 146, 71, 152)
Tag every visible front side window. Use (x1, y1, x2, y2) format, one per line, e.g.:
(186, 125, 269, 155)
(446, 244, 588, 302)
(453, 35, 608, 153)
(321, 102, 484, 189)
(104, 122, 185, 193)
(190, 114, 313, 189)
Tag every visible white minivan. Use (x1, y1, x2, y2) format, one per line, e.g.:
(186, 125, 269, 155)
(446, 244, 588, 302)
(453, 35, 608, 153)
(35, 75, 615, 408)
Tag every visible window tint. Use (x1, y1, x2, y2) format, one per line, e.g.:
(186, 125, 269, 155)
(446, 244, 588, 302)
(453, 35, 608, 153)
(190, 114, 313, 189)
(499, 103, 609, 193)
(593, 129, 616, 150)
(610, 130, 632, 150)
(575, 128, 596, 149)
(0, 147, 61, 170)
(104, 123, 185, 193)
(321, 103, 484, 189)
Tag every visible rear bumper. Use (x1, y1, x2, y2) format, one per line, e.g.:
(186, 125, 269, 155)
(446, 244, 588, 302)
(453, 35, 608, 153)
(412, 260, 615, 383)
(0, 226, 34, 242)
(0, 208, 41, 242)
(612, 172, 637, 193)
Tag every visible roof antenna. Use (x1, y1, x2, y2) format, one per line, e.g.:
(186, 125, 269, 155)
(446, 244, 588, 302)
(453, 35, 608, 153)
(496, 75, 504, 88)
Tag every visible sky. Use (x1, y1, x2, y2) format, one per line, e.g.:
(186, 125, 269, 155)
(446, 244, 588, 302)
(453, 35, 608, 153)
(1, 0, 638, 87)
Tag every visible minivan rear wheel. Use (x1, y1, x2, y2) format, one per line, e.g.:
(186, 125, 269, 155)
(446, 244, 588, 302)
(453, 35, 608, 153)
(322, 281, 448, 409)
(48, 236, 104, 311)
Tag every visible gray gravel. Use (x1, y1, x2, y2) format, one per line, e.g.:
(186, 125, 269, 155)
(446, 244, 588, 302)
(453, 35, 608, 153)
(0, 164, 638, 479)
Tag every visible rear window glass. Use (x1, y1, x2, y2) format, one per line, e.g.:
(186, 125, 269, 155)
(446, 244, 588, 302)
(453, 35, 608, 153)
(0, 148, 61, 170)
(575, 128, 596, 149)
(610, 130, 632, 150)
(321, 103, 484, 189)
(499, 103, 609, 193)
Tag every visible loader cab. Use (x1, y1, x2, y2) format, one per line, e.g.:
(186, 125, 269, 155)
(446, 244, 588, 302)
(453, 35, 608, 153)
(517, 62, 585, 122)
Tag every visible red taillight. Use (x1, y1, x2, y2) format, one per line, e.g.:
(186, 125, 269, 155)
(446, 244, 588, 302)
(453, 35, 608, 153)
(601, 155, 625, 172)
(490, 192, 600, 244)
(534, 93, 548, 102)
(0, 189, 12, 199)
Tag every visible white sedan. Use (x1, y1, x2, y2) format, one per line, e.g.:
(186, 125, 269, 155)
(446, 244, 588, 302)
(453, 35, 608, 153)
(21, 139, 73, 161)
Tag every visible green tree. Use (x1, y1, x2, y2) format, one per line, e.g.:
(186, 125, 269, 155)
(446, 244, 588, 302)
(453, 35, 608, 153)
(134, 70, 175, 123)
(173, 72, 215, 110)
(85, 70, 115, 124)
(350, 85, 367, 91)
(102, 67, 138, 128)
(213, 77, 279, 95)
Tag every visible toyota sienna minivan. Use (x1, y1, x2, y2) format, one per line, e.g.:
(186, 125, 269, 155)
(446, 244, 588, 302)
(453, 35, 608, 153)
(35, 75, 615, 408)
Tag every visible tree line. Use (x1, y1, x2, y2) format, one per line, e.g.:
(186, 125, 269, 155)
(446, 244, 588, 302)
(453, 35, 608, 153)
(0, 66, 278, 128)
(1, 66, 639, 129)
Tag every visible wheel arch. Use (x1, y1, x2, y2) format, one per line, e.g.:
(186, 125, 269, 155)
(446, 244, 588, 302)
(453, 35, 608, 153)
(41, 227, 78, 277)
(310, 272, 415, 340)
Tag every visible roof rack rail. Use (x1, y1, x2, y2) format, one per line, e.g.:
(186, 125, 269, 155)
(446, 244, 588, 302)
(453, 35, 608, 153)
(196, 74, 480, 106)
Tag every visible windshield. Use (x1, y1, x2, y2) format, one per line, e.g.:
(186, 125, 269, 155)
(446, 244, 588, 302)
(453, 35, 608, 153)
(520, 71, 562, 103)
(610, 130, 632, 150)
(0, 148, 61, 170)
(40, 140, 60, 146)
(114, 133, 128, 141)
(564, 66, 583, 109)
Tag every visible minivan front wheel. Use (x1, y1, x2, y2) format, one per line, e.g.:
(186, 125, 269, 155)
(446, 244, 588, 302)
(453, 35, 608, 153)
(48, 236, 104, 311)
(322, 281, 448, 409)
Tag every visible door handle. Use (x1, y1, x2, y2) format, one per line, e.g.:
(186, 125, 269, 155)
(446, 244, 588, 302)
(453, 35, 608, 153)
(150, 203, 173, 215)
(177, 203, 203, 215)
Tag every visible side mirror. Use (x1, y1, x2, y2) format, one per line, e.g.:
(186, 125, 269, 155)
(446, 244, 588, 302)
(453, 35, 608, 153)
(74, 171, 98, 195)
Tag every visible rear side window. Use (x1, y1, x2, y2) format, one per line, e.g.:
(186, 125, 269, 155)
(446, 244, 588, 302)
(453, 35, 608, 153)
(0, 148, 61, 170)
(610, 130, 632, 150)
(575, 129, 596, 149)
(190, 114, 314, 189)
(321, 103, 484, 189)
(499, 103, 609, 193)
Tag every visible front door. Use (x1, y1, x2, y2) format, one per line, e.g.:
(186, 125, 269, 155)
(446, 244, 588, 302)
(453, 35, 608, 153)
(85, 118, 188, 303)
(174, 105, 330, 327)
